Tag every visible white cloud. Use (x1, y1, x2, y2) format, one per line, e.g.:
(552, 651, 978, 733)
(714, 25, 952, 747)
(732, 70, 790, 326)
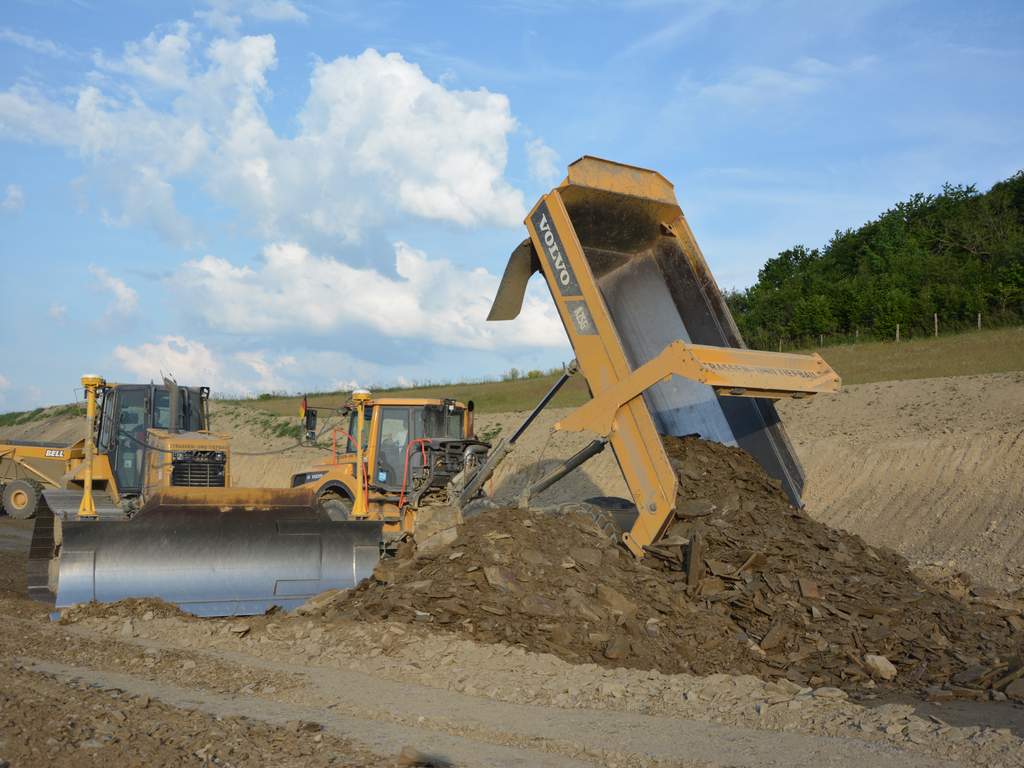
(698, 56, 876, 108)
(172, 241, 563, 350)
(114, 336, 225, 387)
(49, 304, 67, 322)
(248, 1, 307, 23)
(526, 138, 559, 184)
(89, 265, 139, 316)
(94, 22, 193, 90)
(0, 38, 525, 245)
(1, 184, 23, 212)
(234, 350, 298, 393)
(0, 27, 67, 58)
(0, 373, 9, 390)
(196, 0, 308, 35)
(112, 336, 339, 396)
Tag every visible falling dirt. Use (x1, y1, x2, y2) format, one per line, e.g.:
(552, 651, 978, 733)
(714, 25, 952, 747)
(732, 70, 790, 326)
(305, 437, 1024, 698)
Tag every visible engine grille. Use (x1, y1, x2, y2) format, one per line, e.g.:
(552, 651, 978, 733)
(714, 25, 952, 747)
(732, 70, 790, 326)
(171, 460, 226, 487)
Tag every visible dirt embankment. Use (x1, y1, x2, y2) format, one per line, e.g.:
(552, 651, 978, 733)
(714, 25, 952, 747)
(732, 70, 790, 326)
(303, 437, 1024, 698)
(778, 371, 1024, 590)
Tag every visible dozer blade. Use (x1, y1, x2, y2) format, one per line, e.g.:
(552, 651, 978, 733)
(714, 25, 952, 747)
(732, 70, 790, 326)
(46, 488, 382, 617)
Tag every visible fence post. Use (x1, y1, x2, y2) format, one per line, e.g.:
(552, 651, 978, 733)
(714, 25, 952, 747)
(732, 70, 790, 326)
(855, 329, 859, 345)
(896, 323, 900, 343)
(778, 337, 783, 353)
(977, 312, 981, 330)
(819, 333, 824, 347)
(934, 313, 938, 338)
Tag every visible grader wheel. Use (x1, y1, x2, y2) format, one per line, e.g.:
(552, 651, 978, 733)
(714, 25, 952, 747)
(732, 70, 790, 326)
(2, 479, 43, 520)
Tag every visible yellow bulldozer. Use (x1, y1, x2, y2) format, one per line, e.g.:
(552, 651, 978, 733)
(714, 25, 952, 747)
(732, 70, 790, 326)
(2, 376, 225, 522)
(15, 376, 381, 616)
(21, 156, 841, 618)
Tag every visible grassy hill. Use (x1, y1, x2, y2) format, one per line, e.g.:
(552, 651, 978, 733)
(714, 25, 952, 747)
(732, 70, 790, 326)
(727, 172, 1024, 347)
(229, 326, 1023, 418)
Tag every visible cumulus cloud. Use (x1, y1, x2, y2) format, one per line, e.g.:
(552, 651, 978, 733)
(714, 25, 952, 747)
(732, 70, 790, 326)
(0, 373, 9, 390)
(112, 336, 350, 396)
(0, 36, 524, 245)
(89, 265, 139, 316)
(1, 184, 23, 212)
(172, 241, 562, 349)
(525, 138, 559, 184)
(94, 22, 193, 90)
(49, 304, 67, 322)
(114, 336, 225, 387)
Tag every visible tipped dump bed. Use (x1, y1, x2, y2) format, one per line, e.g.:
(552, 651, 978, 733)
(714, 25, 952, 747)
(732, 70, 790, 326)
(490, 156, 830, 551)
(557, 159, 807, 504)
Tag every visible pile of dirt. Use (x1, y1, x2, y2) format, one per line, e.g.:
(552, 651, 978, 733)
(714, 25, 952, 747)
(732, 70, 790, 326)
(310, 437, 1023, 696)
(59, 597, 188, 623)
(659, 437, 1024, 696)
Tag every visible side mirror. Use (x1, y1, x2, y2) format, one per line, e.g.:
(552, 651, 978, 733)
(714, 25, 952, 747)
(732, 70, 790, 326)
(304, 408, 318, 443)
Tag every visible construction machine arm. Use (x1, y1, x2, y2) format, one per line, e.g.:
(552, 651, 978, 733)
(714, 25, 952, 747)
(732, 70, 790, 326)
(555, 340, 839, 435)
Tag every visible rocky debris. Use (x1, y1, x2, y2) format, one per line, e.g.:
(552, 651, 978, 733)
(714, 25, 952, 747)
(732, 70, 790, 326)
(317, 505, 755, 676)
(0, 663, 389, 767)
(60, 597, 188, 624)
(307, 436, 1023, 696)
(658, 437, 1024, 696)
(864, 655, 898, 681)
(1005, 676, 1024, 701)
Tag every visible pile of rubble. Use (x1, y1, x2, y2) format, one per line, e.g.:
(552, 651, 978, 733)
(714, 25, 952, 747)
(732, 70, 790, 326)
(309, 437, 1023, 697)
(658, 437, 1024, 698)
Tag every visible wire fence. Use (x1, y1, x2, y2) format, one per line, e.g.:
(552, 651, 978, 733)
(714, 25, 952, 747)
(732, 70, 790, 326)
(745, 313, 1023, 353)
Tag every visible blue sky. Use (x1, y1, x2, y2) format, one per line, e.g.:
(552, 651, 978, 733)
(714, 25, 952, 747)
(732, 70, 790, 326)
(1, 0, 1021, 410)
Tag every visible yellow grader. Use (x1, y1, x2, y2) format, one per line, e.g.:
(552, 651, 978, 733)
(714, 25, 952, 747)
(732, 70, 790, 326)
(23, 156, 840, 617)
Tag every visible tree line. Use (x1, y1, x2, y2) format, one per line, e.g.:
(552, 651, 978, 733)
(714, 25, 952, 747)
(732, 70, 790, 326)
(725, 171, 1024, 347)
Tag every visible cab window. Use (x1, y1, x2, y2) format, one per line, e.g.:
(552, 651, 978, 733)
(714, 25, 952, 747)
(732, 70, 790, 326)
(415, 405, 465, 440)
(345, 407, 373, 453)
(152, 388, 189, 430)
(374, 407, 409, 488)
(113, 388, 148, 492)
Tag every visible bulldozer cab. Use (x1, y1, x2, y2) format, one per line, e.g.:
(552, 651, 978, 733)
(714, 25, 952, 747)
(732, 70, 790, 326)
(95, 383, 210, 495)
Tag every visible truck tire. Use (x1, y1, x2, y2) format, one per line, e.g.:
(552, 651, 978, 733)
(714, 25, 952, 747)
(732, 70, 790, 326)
(553, 501, 623, 544)
(3, 479, 43, 519)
